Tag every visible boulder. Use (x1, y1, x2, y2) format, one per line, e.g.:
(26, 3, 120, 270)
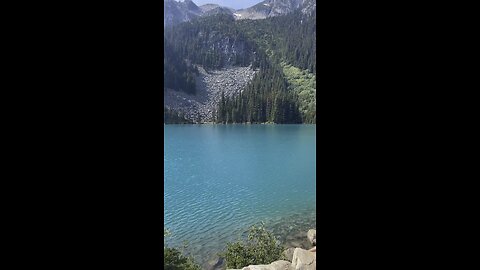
(291, 248, 316, 270)
(283, 247, 296, 262)
(306, 229, 316, 245)
(227, 260, 292, 270)
(269, 260, 292, 270)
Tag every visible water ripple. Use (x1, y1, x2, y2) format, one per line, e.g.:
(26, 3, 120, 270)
(164, 125, 316, 267)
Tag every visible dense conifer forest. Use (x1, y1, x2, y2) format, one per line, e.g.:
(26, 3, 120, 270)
(164, 10, 316, 124)
(164, 38, 198, 95)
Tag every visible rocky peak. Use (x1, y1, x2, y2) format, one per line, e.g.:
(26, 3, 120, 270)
(164, 0, 202, 27)
(182, 0, 201, 13)
(165, 0, 315, 26)
(235, 0, 315, 20)
(199, 3, 220, 12)
(201, 6, 234, 17)
(300, 0, 316, 15)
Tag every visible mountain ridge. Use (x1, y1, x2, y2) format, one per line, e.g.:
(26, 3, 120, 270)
(164, 0, 316, 27)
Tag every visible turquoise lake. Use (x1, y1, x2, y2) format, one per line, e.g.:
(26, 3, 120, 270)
(164, 125, 316, 267)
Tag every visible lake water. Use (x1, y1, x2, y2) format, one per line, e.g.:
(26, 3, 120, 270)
(164, 125, 316, 268)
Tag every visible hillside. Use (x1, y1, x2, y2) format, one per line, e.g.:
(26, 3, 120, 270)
(164, 4, 316, 124)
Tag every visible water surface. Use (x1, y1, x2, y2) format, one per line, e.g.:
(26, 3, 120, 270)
(164, 125, 316, 267)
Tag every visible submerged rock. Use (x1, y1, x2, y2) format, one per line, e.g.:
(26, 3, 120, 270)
(207, 257, 226, 270)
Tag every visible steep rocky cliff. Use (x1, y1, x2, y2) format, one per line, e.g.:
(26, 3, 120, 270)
(164, 0, 203, 27)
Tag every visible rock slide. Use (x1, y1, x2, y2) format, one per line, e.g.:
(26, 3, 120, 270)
(164, 65, 256, 123)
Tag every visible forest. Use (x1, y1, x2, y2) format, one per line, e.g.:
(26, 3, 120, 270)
(164, 107, 193, 124)
(164, 10, 316, 124)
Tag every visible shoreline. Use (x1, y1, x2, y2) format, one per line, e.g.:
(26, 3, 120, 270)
(203, 226, 317, 270)
(165, 210, 316, 269)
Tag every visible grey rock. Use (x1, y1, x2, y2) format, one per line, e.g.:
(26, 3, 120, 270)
(269, 260, 293, 270)
(306, 229, 316, 245)
(291, 248, 316, 270)
(283, 247, 296, 262)
(164, 65, 256, 123)
(227, 260, 291, 270)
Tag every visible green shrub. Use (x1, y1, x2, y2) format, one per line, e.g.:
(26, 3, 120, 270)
(164, 228, 201, 270)
(224, 223, 284, 269)
(164, 247, 201, 270)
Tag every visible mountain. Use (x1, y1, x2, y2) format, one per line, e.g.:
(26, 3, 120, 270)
(199, 3, 235, 14)
(199, 3, 220, 12)
(164, 10, 316, 124)
(164, 0, 203, 27)
(201, 6, 234, 17)
(234, 0, 302, 20)
(164, 0, 234, 27)
(164, 0, 316, 27)
(233, 0, 316, 20)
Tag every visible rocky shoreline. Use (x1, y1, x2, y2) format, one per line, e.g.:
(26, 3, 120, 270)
(204, 228, 316, 270)
(230, 247, 316, 270)
(227, 229, 317, 270)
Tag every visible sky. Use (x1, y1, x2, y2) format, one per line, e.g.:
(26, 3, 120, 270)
(168, 0, 263, 10)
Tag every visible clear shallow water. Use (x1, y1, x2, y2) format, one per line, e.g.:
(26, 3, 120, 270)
(164, 125, 316, 268)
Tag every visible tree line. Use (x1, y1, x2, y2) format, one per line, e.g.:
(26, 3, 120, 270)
(164, 107, 193, 124)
